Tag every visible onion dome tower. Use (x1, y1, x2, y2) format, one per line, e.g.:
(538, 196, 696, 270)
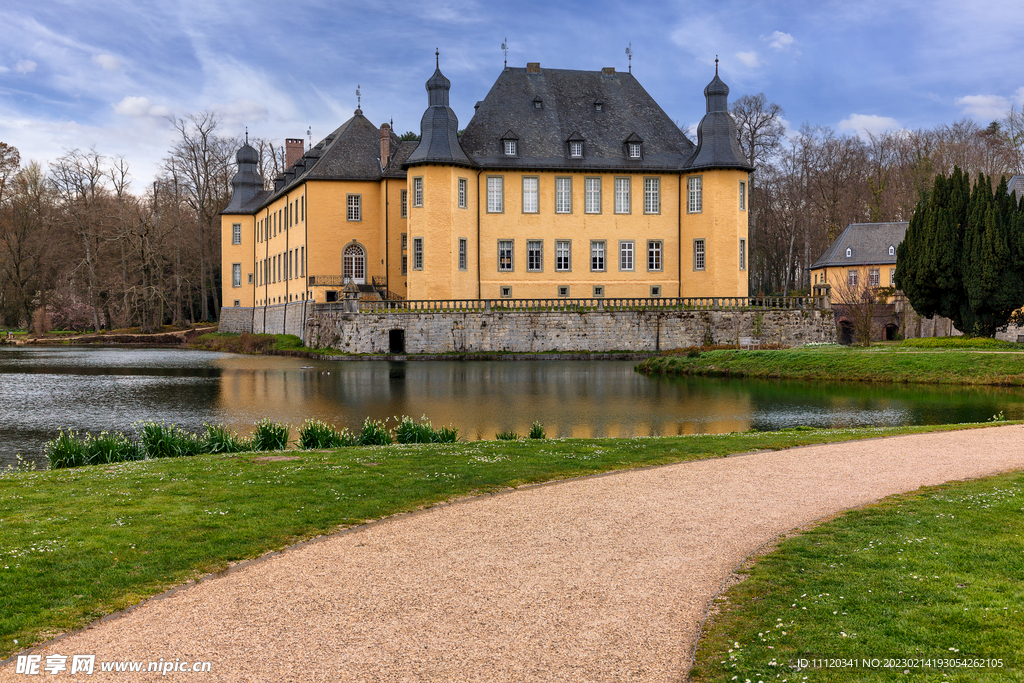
(406, 50, 472, 166)
(686, 60, 754, 171)
(224, 142, 264, 212)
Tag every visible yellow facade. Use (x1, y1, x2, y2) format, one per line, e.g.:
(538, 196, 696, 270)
(812, 264, 898, 304)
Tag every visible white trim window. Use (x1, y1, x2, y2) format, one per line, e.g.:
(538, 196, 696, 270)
(458, 178, 468, 209)
(556, 240, 571, 271)
(628, 142, 642, 159)
(687, 176, 703, 213)
(555, 177, 572, 214)
(522, 176, 539, 213)
(413, 238, 423, 270)
(232, 263, 241, 287)
(615, 177, 630, 214)
(847, 269, 858, 286)
(413, 177, 423, 207)
(590, 240, 606, 272)
(693, 239, 706, 271)
(400, 190, 408, 218)
(498, 240, 514, 272)
(527, 240, 543, 271)
(459, 238, 468, 270)
(869, 268, 880, 287)
(647, 240, 662, 271)
(585, 177, 601, 213)
(232, 223, 241, 245)
(890, 267, 896, 285)
(504, 140, 517, 156)
(347, 194, 361, 221)
(569, 141, 583, 158)
(619, 241, 634, 271)
(739, 180, 746, 211)
(644, 177, 660, 214)
(739, 238, 746, 271)
(487, 176, 504, 213)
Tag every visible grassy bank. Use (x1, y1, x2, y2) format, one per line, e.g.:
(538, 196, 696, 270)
(0, 423, 990, 660)
(691, 469, 1024, 682)
(637, 340, 1024, 385)
(188, 332, 312, 355)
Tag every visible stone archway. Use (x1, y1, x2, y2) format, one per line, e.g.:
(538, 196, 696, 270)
(343, 243, 366, 285)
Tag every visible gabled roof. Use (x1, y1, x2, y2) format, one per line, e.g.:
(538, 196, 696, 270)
(811, 222, 909, 269)
(458, 66, 696, 171)
(1010, 175, 1024, 202)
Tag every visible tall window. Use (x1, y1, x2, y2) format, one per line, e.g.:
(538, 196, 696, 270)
(585, 177, 601, 213)
(413, 177, 423, 207)
(556, 240, 571, 271)
(693, 239, 706, 271)
(487, 176, 503, 213)
(527, 240, 543, 271)
(615, 177, 630, 214)
(647, 241, 662, 271)
(343, 243, 366, 283)
(401, 255, 408, 275)
(232, 223, 241, 245)
(458, 178, 468, 209)
(555, 177, 572, 213)
(401, 233, 408, 250)
(619, 241, 634, 271)
(869, 268, 880, 287)
(644, 177, 660, 214)
(688, 176, 703, 213)
(458, 238, 468, 270)
(591, 241, 606, 271)
(301, 246, 305, 277)
(739, 180, 746, 210)
(739, 238, 746, 271)
(848, 269, 858, 286)
(347, 194, 361, 221)
(522, 177, 539, 213)
(413, 238, 423, 270)
(498, 240, 514, 271)
(401, 190, 408, 218)
(232, 263, 241, 287)
(890, 268, 896, 286)
(301, 196, 305, 221)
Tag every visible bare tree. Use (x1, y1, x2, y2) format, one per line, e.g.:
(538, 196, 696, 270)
(251, 137, 286, 190)
(731, 93, 786, 173)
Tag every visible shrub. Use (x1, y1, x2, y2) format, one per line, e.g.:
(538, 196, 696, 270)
(203, 424, 250, 453)
(138, 421, 206, 459)
(394, 415, 436, 444)
(528, 422, 546, 439)
(298, 419, 356, 449)
(435, 425, 459, 443)
(45, 430, 142, 468)
(249, 419, 290, 451)
(44, 430, 88, 468)
(357, 417, 391, 446)
(495, 431, 519, 441)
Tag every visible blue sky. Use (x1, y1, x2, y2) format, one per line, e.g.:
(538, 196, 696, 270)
(1, 0, 1022, 186)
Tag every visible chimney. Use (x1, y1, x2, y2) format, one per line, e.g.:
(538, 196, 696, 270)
(380, 123, 391, 169)
(526, 62, 540, 73)
(602, 67, 615, 75)
(285, 138, 304, 169)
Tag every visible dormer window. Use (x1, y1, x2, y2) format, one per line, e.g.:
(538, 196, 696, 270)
(504, 140, 517, 156)
(501, 129, 520, 157)
(594, 101, 604, 112)
(845, 247, 853, 258)
(570, 142, 583, 157)
(888, 245, 895, 256)
(533, 98, 543, 109)
(628, 142, 642, 158)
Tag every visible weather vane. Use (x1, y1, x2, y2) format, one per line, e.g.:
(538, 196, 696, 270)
(625, 43, 633, 73)
(356, 85, 361, 111)
(502, 37, 509, 68)
(435, 48, 439, 68)
(245, 126, 248, 145)
(306, 126, 312, 150)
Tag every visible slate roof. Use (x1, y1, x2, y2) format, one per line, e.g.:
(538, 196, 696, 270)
(224, 144, 266, 214)
(1010, 175, 1024, 202)
(686, 71, 752, 171)
(456, 66, 697, 171)
(810, 222, 909, 270)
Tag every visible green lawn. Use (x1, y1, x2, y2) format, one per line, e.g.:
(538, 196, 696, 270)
(0, 423, 993, 660)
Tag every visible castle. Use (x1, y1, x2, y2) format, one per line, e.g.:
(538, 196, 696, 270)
(221, 56, 753, 314)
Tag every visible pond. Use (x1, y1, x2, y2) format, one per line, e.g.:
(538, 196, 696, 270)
(2, 346, 1021, 469)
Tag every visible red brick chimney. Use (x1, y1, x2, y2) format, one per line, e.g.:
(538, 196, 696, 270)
(285, 138, 304, 169)
(379, 123, 391, 169)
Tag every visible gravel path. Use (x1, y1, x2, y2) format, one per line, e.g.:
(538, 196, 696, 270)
(4, 425, 1023, 682)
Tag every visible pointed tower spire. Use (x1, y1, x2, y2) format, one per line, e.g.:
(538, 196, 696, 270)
(405, 51, 472, 167)
(686, 62, 753, 171)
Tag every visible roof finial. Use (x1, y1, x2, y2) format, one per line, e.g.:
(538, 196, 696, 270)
(436, 48, 439, 69)
(245, 127, 248, 145)
(715, 55, 719, 76)
(501, 37, 509, 68)
(625, 42, 633, 73)
(355, 84, 362, 115)
(306, 126, 311, 150)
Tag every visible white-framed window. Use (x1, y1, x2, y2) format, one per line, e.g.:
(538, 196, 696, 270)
(628, 142, 641, 159)
(888, 245, 895, 256)
(693, 239, 706, 271)
(739, 180, 746, 211)
(739, 239, 746, 271)
(556, 240, 571, 271)
(619, 241, 634, 271)
(569, 141, 583, 158)
(555, 177, 572, 213)
(644, 177, 660, 214)
(458, 178, 468, 209)
(527, 240, 543, 271)
(687, 176, 703, 213)
(459, 237, 468, 271)
(615, 177, 630, 214)
(413, 177, 423, 207)
(504, 140, 517, 156)
(869, 268, 880, 287)
(413, 237, 423, 270)
(347, 194, 361, 221)
(591, 240, 606, 272)
(845, 247, 853, 258)
(522, 176, 539, 213)
(232, 223, 241, 245)
(890, 268, 896, 285)
(232, 263, 241, 287)
(848, 269, 858, 286)
(343, 243, 366, 283)
(585, 177, 601, 213)
(498, 240, 514, 272)
(647, 240, 662, 271)
(487, 176, 504, 213)
(401, 189, 408, 218)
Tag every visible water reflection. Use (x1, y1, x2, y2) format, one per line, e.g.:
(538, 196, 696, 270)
(2, 347, 1023, 469)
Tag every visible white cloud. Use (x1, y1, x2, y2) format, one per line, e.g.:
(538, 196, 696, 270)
(92, 54, 122, 71)
(1014, 87, 1024, 107)
(15, 60, 37, 74)
(113, 96, 171, 118)
(767, 31, 796, 51)
(956, 94, 1011, 120)
(735, 51, 760, 68)
(839, 113, 901, 140)
(217, 99, 270, 127)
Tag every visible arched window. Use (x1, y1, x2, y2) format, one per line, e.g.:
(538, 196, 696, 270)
(888, 245, 895, 256)
(845, 247, 853, 258)
(343, 243, 366, 284)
